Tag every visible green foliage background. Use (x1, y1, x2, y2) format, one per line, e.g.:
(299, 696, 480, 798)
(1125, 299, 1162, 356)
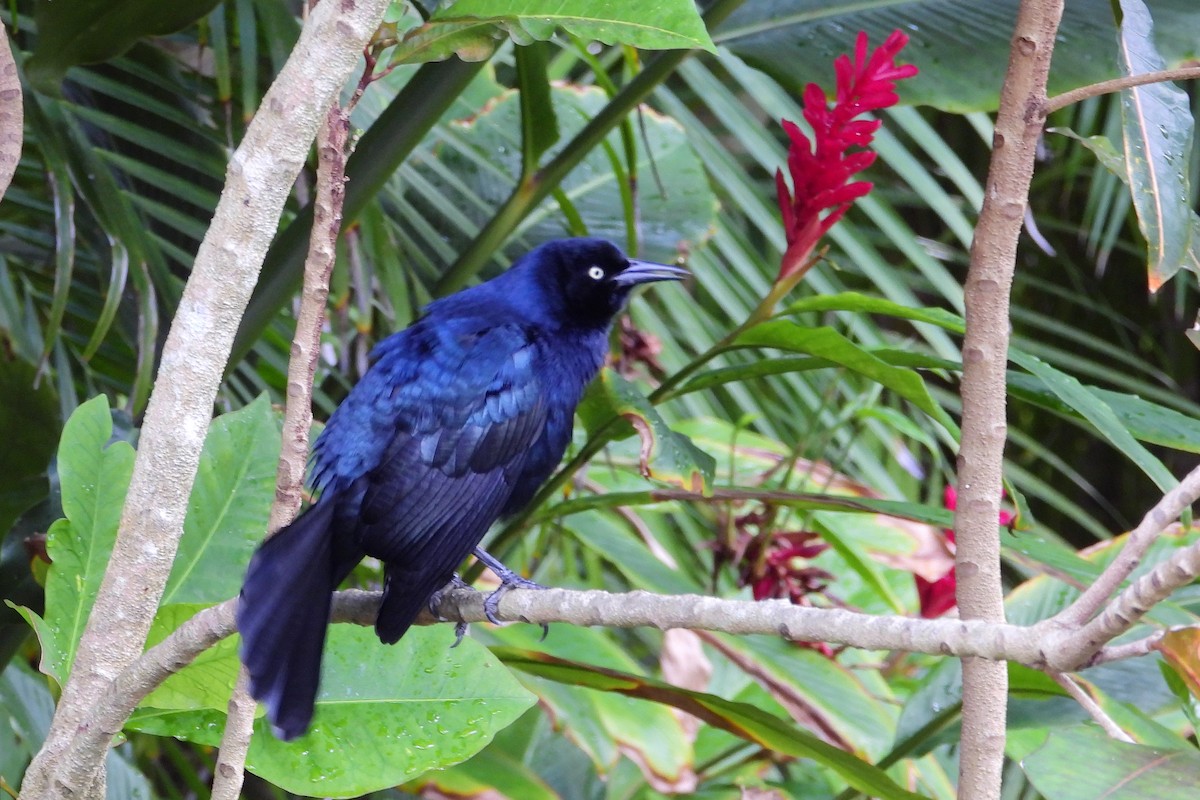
(2, 0, 1200, 798)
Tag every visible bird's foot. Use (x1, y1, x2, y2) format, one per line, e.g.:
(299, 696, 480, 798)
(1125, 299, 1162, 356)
(428, 574, 471, 647)
(474, 547, 549, 636)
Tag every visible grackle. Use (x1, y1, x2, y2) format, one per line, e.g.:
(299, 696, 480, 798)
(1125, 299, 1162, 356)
(237, 238, 687, 739)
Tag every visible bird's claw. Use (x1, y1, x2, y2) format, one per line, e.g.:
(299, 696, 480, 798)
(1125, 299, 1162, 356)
(428, 574, 473, 647)
(482, 573, 547, 625)
(427, 574, 470, 618)
(473, 546, 551, 637)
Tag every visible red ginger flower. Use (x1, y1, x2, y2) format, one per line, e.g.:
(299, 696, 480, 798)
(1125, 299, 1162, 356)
(775, 30, 917, 281)
(916, 486, 1016, 618)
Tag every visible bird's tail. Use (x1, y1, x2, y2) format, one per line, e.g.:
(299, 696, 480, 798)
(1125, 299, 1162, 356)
(237, 499, 356, 740)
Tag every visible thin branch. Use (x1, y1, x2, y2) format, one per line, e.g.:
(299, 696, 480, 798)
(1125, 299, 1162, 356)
(1073, 535, 1200, 658)
(211, 671, 256, 798)
(67, 587, 1049, 759)
(19, 3, 392, 798)
(1088, 631, 1165, 667)
(210, 102, 351, 800)
(955, 1, 1064, 797)
(1047, 672, 1133, 743)
(1045, 66, 1200, 115)
(60, 566, 1186, 776)
(1055, 463, 1200, 627)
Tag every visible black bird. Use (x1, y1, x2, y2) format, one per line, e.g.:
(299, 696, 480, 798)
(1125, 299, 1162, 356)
(237, 237, 687, 739)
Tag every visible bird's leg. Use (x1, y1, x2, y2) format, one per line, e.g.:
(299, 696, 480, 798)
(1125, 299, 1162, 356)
(473, 547, 549, 635)
(428, 574, 471, 646)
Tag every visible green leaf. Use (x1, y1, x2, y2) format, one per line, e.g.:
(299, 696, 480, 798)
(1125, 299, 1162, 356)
(487, 624, 694, 780)
(432, 0, 716, 52)
(1115, 0, 1195, 290)
(1009, 350, 1177, 491)
(716, 0, 1200, 113)
(136, 604, 239, 712)
(11, 395, 134, 686)
(712, 634, 899, 760)
(498, 648, 929, 800)
(735, 321, 958, 435)
(135, 625, 535, 798)
(162, 395, 280, 605)
(0, 661, 54, 789)
(420, 746, 560, 800)
(1008, 371, 1200, 455)
(578, 369, 716, 494)
(26, 0, 224, 93)
(1023, 727, 1200, 799)
(783, 291, 966, 334)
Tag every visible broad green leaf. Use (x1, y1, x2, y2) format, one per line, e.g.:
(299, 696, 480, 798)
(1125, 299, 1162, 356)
(735, 321, 957, 435)
(137, 604, 239, 712)
(578, 369, 716, 494)
(498, 647, 928, 800)
(26, 0, 223, 93)
(162, 394, 280, 605)
(12, 395, 134, 686)
(716, 0, 1200, 112)
(1009, 350, 1177, 491)
(1023, 727, 1200, 799)
(432, 0, 715, 52)
(1115, 0, 1195, 290)
(134, 625, 535, 798)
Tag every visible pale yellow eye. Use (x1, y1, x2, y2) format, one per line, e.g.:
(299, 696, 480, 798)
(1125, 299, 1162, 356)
(587, 266, 605, 280)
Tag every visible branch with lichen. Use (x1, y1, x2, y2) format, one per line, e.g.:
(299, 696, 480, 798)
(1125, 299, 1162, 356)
(209, 103, 352, 800)
(51, 448, 1200, 783)
(16, 3, 392, 799)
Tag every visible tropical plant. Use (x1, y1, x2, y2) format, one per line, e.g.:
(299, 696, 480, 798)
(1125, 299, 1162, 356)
(2, 1, 1200, 799)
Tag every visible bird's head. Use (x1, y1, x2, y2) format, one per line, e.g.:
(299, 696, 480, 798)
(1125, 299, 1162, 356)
(526, 238, 689, 330)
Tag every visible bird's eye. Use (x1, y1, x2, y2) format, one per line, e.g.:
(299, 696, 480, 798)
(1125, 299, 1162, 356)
(587, 266, 605, 281)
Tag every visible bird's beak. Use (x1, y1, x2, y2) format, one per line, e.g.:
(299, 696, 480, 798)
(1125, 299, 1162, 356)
(611, 260, 690, 287)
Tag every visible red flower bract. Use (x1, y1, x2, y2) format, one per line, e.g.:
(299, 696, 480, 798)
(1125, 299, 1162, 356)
(775, 30, 917, 281)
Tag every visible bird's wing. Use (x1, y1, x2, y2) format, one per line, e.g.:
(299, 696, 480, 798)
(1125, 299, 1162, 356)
(347, 320, 548, 567)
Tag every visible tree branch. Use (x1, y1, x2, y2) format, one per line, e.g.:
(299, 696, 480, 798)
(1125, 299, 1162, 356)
(17, 2, 391, 798)
(1045, 66, 1200, 114)
(955, 1, 1064, 797)
(1073, 535, 1200, 659)
(210, 100, 351, 800)
(1047, 672, 1133, 743)
(1054, 463, 1200, 627)
(48, 586, 1059, 763)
